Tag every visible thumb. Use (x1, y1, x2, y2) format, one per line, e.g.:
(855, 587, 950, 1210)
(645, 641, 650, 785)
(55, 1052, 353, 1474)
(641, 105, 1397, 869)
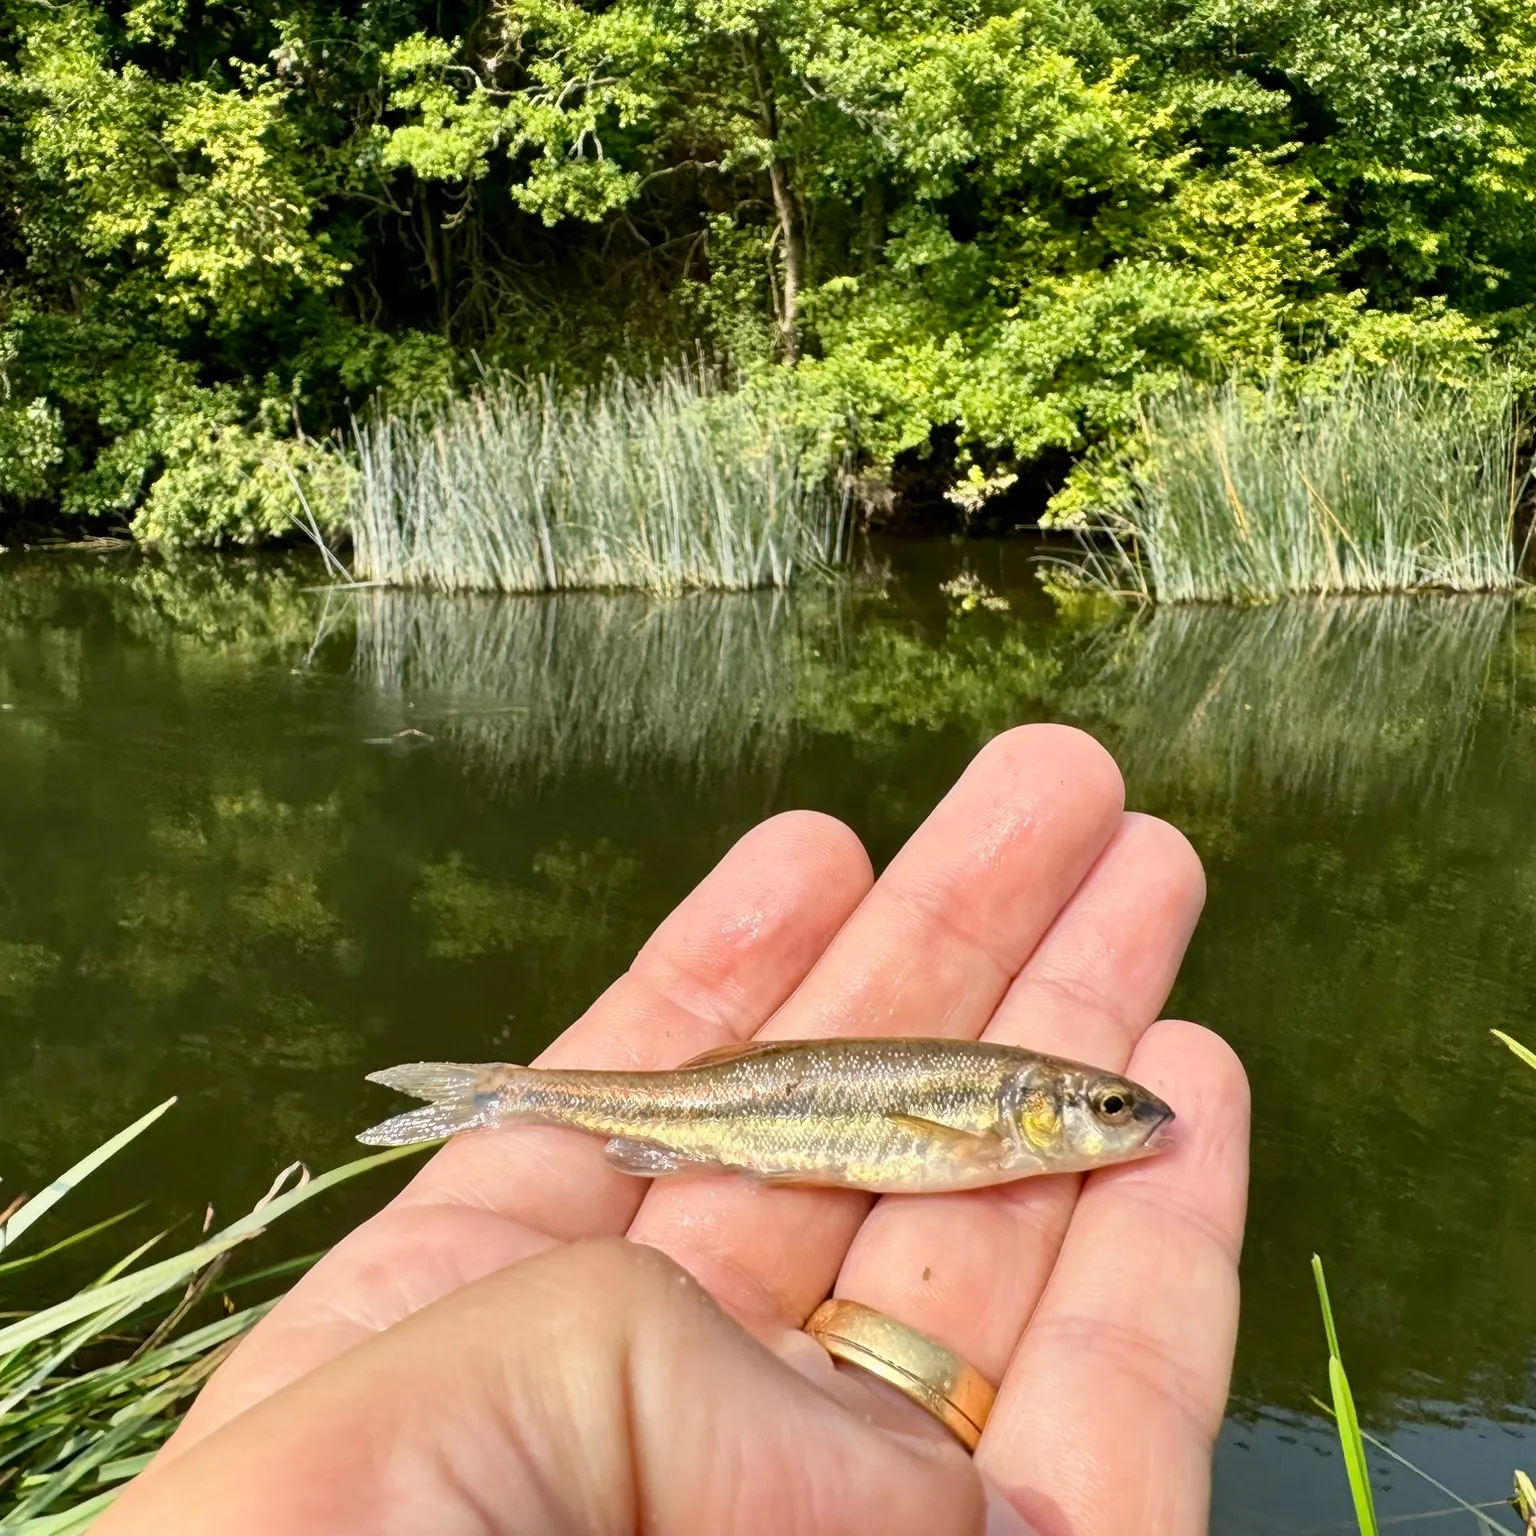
(96, 1237, 1002, 1536)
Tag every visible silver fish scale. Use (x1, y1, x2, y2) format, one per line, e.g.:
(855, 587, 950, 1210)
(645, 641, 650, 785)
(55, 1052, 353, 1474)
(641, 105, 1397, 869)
(497, 1037, 1031, 1192)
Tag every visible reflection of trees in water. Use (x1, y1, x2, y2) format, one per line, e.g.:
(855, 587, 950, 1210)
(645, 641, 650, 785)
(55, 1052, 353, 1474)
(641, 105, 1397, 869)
(0, 553, 320, 660)
(352, 587, 820, 785)
(1084, 595, 1515, 807)
(1195, 767, 1536, 1426)
(0, 559, 672, 1239)
(350, 580, 1519, 818)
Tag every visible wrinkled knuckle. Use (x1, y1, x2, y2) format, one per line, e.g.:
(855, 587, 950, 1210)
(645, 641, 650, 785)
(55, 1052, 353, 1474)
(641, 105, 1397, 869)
(1125, 1182, 1244, 1270)
(908, 885, 1016, 988)
(1036, 1315, 1219, 1448)
(1029, 954, 1134, 1040)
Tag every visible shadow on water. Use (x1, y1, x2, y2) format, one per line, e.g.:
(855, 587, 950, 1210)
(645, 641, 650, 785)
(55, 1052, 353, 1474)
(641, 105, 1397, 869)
(3, 546, 1536, 1532)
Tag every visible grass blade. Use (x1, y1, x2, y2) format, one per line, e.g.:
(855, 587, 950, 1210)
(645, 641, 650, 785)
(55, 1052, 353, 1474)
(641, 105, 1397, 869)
(0, 1210, 143, 1279)
(2, 1488, 119, 1533)
(0, 1102, 175, 1256)
(0, 1145, 418, 1359)
(1312, 1252, 1343, 1362)
(0, 1112, 430, 1530)
(1313, 1255, 1380, 1536)
(1492, 1029, 1536, 1072)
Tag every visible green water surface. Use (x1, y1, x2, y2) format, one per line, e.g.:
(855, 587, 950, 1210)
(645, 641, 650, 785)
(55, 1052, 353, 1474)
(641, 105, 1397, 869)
(1, 542, 1533, 1533)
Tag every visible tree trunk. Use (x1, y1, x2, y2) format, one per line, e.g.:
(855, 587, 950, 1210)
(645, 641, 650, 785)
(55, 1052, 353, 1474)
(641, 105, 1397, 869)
(766, 158, 801, 360)
(747, 36, 802, 362)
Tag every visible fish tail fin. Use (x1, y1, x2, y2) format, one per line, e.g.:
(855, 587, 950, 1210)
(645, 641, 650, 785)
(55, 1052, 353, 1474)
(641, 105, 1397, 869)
(358, 1062, 516, 1147)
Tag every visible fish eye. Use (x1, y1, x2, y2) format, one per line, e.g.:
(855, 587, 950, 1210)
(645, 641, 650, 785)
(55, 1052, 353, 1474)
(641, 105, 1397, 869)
(1094, 1091, 1131, 1123)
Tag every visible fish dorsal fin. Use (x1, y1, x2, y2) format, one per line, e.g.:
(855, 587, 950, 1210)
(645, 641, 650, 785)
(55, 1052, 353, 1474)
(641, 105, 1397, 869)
(885, 1112, 1007, 1164)
(676, 1039, 788, 1070)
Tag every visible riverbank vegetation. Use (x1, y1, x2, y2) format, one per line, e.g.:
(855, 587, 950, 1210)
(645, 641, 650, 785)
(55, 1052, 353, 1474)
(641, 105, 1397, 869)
(1050, 367, 1532, 601)
(0, 1098, 420, 1531)
(6, 0, 1536, 570)
(348, 365, 849, 593)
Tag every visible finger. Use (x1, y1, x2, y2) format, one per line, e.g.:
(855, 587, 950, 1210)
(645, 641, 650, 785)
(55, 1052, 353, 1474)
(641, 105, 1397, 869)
(832, 813, 1206, 1381)
(171, 812, 871, 1453)
(628, 725, 1126, 1328)
(96, 1240, 1001, 1536)
(978, 1021, 1250, 1536)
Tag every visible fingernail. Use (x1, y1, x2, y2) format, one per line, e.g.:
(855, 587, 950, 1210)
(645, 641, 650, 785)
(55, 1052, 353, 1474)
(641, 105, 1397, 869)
(982, 1477, 1042, 1536)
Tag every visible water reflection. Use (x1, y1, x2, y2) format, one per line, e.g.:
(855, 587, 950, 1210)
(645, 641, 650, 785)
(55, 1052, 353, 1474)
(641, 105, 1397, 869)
(351, 587, 811, 785)
(4, 548, 1536, 1532)
(1088, 595, 1515, 808)
(343, 565, 1519, 822)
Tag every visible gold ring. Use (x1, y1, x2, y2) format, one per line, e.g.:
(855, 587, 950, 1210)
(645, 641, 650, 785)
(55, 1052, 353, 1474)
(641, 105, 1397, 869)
(804, 1298, 996, 1452)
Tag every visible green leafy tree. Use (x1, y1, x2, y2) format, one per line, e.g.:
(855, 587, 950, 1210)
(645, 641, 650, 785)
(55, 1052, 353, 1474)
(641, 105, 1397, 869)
(3, 0, 1536, 537)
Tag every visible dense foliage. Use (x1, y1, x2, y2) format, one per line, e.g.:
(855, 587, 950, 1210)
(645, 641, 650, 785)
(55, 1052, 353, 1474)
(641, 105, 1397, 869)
(3, 0, 1535, 540)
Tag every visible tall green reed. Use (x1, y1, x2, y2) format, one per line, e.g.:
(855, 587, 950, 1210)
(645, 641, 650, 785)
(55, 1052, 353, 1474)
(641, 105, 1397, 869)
(1309, 1259, 1512, 1532)
(0, 1100, 422, 1531)
(348, 364, 850, 595)
(1313, 1255, 1380, 1536)
(1056, 365, 1531, 603)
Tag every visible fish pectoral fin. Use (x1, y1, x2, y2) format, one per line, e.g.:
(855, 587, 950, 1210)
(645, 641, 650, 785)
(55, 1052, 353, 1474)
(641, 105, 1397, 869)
(884, 1113, 1007, 1165)
(740, 1167, 812, 1187)
(675, 1039, 788, 1070)
(603, 1137, 720, 1179)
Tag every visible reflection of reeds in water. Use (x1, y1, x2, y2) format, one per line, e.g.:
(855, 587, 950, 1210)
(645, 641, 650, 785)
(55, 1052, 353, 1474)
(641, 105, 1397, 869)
(1092, 595, 1513, 804)
(352, 588, 811, 785)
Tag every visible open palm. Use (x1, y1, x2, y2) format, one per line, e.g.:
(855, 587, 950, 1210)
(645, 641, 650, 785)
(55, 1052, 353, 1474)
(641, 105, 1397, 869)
(132, 725, 1249, 1535)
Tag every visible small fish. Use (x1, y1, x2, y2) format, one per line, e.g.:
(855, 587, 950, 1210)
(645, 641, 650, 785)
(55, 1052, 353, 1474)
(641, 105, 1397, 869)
(358, 1037, 1174, 1194)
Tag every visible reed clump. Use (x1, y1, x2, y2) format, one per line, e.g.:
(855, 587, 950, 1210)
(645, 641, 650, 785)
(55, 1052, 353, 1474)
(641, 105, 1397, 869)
(347, 365, 851, 596)
(0, 1100, 420, 1531)
(1056, 366, 1531, 603)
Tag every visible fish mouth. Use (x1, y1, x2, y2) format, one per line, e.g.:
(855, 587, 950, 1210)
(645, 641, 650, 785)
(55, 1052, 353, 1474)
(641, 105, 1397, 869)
(1135, 1097, 1176, 1151)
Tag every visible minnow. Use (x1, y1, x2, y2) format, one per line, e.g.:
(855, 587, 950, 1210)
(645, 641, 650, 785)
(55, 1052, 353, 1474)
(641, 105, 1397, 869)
(357, 1037, 1174, 1194)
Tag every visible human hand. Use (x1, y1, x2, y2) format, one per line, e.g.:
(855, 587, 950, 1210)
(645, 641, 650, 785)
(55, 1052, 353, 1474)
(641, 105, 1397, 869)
(97, 725, 1249, 1535)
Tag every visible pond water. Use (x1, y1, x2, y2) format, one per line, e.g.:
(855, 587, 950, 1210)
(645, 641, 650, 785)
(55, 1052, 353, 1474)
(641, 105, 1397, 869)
(2, 541, 1535, 1532)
